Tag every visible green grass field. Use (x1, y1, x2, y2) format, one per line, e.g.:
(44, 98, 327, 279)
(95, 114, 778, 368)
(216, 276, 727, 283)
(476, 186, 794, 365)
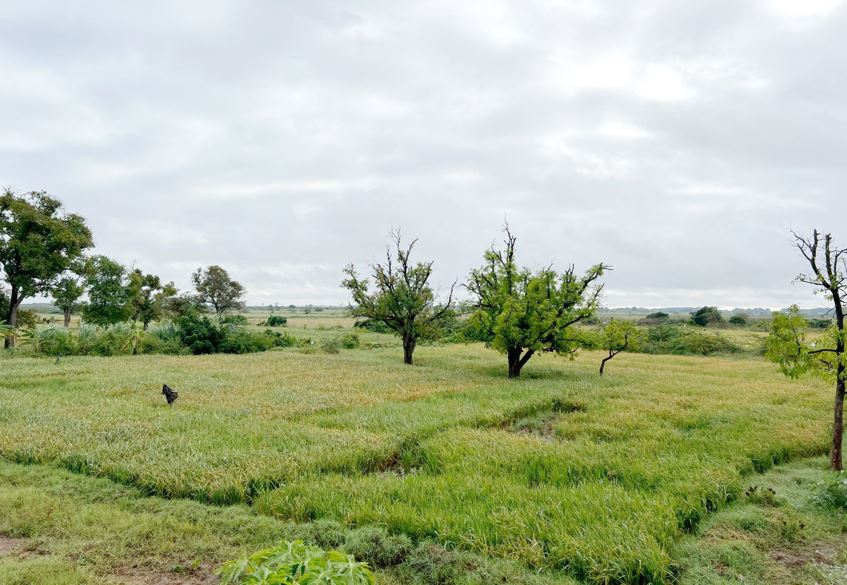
(0, 328, 840, 584)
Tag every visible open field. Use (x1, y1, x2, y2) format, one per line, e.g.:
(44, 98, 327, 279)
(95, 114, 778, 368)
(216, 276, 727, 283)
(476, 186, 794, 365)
(0, 339, 836, 584)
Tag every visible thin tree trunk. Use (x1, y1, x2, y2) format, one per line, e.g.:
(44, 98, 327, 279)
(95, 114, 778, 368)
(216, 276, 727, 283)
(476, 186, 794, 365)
(508, 347, 522, 378)
(599, 349, 620, 375)
(4, 286, 21, 349)
(832, 372, 845, 470)
(64, 309, 72, 327)
(403, 337, 415, 365)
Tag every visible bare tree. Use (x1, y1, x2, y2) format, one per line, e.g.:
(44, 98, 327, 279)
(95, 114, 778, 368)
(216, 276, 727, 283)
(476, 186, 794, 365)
(342, 230, 455, 365)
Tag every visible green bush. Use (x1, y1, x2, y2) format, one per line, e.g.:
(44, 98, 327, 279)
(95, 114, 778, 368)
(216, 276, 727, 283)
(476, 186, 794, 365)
(221, 314, 250, 326)
(642, 324, 741, 356)
(341, 332, 360, 349)
(219, 540, 374, 585)
(321, 337, 341, 354)
(811, 475, 847, 510)
(343, 526, 412, 567)
(264, 315, 288, 327)
(76, 323, 138, 356)
(174, 310, 224, 355)
(690, 306, 724, 327)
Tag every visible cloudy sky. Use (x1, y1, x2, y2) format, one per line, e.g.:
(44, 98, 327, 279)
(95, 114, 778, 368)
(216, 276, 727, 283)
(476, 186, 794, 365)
(2, 0, 845, 307)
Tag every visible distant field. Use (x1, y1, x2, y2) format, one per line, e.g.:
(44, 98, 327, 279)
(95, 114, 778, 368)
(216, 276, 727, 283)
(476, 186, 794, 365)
(0, 336, 832, 584)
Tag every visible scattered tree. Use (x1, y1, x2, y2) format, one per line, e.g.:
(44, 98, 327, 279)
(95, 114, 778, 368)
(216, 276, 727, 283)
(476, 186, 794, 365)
(341, 231, 455, 365)
(51, 258, 92, 327)
(127, 269, 178, 330)
(765, 230, 847, 470)
(691, 306, 723, 327)
(192, 265, 246, 321)
(597, 319, 641, 375)
(466, 225, 607, 378)
(0, 189, 93, 346)
(82, 256, 131, 326)
(728, 313, 748, 326)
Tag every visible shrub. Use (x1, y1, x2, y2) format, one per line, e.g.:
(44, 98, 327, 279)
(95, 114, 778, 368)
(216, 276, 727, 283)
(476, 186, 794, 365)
(353, 319, 393, 334)
(343, 526, 412, 568)
(174, 310, 224, 355)
(76, 323, 138, 356)
(643, 324, 741, 356)
(690, 306, 724, 327)
(15, 309, 38, 330)
(340, 332, 360, 349)
(146, 321, 186, 354)
(729, 315, 747, 326)
(219, 540, 374, 585)
(221, 314, 249, 326)
(32, 326, 76, 356)
(321, 337, 341, 354)
(264, 315, 288, 327)
(811, 474, 847, 510)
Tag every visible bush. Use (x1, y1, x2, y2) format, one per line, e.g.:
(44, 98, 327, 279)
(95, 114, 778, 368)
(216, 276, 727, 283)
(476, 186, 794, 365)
(343, 526, 412, 568)
(642, 324, 742, 356)
(219, 327, 275, 354)
(76, 323, 138, 356)
(219, 540, 374, 585)
(729, 315, 747, 326)
(353, 319, 393, 334)
(264, 315, 288, 327)
(340, 332, 360, 349)
(811, 475, 847, 510)
(690, 306, 724, 327)
(321, 337, 341, 354)
(16, 309, 38, 330)
(31, 326, 76, 356)
(221, 314, 249, 326)
(145, 321, 186, 354)
(174, 310, 224, 355)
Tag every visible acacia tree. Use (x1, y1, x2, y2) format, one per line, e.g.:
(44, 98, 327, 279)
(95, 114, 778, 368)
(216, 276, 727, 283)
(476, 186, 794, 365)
(82, 256, 132, 326)
(765, 230, 847, 470)
(192, 265, 245, 321)
(127, 269, 178, 330)
(597, 319, 641, 375)
(466, 226, 607, 378)
(342, 232, 455, 365)
(0, 189, 93, 346)
(51, 257, 92, 327)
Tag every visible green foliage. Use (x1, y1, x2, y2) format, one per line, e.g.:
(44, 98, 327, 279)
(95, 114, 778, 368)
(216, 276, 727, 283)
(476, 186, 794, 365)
(466, 226, 606, 377)
(15, 308, 37, 330)
(690, 306, 724, 327)
(0, 189, 93, 327)
(728, 314, 747, 326)
(82, 256, 131, 326)
(342, 231, 455, 365)
(222, 314, 250, 326)
(764, 305, 842, 381)
(811, 474, 847, 510)
(192, 265, 246, 320)
(127, 269, 178, 329)
(51, 271, 87, 324)
(218, 540, 374, 585)
(643, 324, 742, 356)
(264, 315, 288, 327)
(353, 318, 393, 334)
(342, 526, 412, 567)
(174, 309, 225, 354)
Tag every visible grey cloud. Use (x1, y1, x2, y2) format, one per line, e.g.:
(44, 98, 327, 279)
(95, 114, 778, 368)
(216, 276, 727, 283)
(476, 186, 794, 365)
(1, 0, 845, 306)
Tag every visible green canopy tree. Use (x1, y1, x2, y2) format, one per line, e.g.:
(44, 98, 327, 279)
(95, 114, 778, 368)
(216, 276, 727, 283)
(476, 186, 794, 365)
(51, 257, 93, 327)
(466, 226, 608, 378)
(765, 229, 847, 470)
(0, 189, 93, 346)
(597, 319, 642, 375)
(342, 231, 455, 365)
(128, 269, 178, 330)
(691, 306, 724, 326)
(82, 256, 131, 326)
(192, 265, 245, 321)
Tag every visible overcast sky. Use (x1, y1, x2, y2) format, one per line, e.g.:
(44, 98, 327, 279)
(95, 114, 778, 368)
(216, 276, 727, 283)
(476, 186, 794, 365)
(2, 0, 845, 307)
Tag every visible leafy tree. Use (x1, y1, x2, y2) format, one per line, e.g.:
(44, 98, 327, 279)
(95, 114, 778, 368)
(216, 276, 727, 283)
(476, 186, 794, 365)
(192, 265, 246, 321)
(690, 306, 724, 326)
(51, 258, 92, 327)
(466, 226, 607, 378)
(765, 230, 847, 470)
(597, 319, 642, 375)
(0, 189, 93, 347)
(82, 256, 131, 326)
(342, 232, 455, 365)
(127, 269, 178, 330)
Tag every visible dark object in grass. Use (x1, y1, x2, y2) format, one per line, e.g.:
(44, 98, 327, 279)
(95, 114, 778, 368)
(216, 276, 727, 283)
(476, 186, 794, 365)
(162, 384, 179, 406)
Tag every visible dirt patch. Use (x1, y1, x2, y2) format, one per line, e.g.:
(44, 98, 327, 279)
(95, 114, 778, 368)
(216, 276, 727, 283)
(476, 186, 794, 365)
(116, 565, 218, 585)
(770, 539, 846, 580)
(0, 535, 28, 556)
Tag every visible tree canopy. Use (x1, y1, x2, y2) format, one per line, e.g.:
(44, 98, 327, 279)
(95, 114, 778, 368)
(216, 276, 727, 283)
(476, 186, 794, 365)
(128, 269, 178, 330)
(466, 226, 607, 378)
(192, 265, 245, 320)
(82, 256, 132, 326)
(0, 189, 93, 345)
(342, 231, 455, 365)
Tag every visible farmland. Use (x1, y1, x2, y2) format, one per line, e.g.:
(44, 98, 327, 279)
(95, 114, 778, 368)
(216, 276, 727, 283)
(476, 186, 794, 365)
(0, 321, 839, 584)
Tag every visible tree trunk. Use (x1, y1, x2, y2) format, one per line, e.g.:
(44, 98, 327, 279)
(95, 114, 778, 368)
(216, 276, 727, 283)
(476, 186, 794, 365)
(4, 286, 21, 349)
(832, 371, 845, 470)
(63, 309, 72, 328)
(402, 336, 415, 365)
(599, 356, 610, 375)
(507, 347, 522, 378)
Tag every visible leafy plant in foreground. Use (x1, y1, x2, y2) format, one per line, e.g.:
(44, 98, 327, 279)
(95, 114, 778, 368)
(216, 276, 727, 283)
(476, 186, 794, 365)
(219, 540, 374, 585)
